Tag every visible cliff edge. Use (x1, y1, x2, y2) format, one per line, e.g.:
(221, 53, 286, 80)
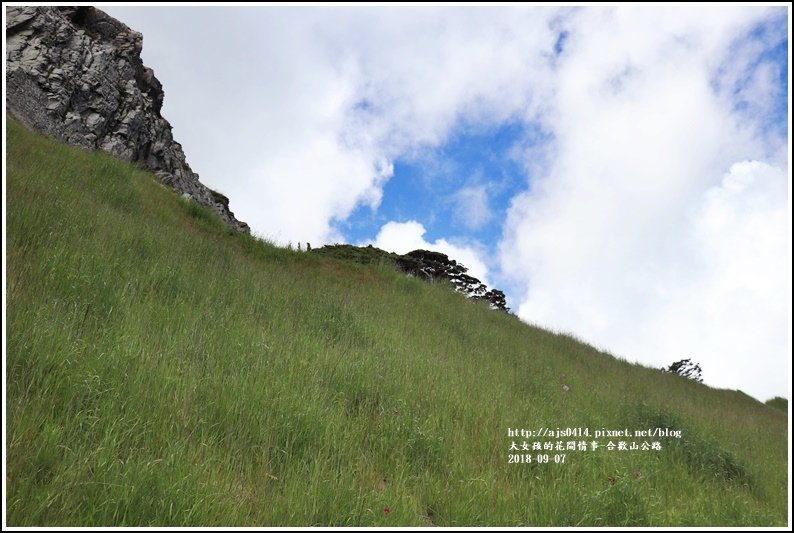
(6, 6, 249, 232)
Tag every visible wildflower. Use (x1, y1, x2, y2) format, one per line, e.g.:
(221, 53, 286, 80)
(562, 384, 570, 392)
(634, 470, 642, 478)
(384, 507, 392, 515)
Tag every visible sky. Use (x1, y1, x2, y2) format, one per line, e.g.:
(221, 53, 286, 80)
(102, 4, 791, 402)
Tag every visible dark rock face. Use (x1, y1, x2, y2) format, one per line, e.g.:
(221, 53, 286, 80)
(6, 6, 250, 232)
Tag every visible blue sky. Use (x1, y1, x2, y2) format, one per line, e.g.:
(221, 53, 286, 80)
(339, 121, 528, 245)
(103, 5, 790, 402)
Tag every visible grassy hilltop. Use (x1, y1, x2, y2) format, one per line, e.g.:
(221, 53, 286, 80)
(5, 118, 788, 526)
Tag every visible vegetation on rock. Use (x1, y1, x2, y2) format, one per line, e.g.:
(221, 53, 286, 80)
(661, 359, 703, 383)
(312, 244, 510, 312)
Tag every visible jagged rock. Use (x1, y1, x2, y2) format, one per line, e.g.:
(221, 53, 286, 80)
(5, 6, 249, 233)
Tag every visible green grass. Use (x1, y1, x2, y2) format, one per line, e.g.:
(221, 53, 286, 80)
(766, 397, 788, 414)
(5, 118, 789, 526)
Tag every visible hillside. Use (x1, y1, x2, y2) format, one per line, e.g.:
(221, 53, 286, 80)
(4, 118, 788, 526)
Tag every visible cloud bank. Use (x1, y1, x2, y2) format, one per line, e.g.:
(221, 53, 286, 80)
(499, 7, 790, 397)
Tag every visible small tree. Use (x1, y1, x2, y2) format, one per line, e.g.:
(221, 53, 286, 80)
(662, 358, 703, 383)
(765, 396, 787, 413)
(480, 289, 509, 312)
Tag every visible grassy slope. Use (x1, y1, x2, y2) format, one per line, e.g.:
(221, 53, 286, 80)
(5, 118, 788, 526)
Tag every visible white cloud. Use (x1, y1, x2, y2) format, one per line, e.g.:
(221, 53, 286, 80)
(681, 161, 790, 396)
(453, 185, 492, 230)
(369, 221, 490, 286)
(499, 7, 790, 400)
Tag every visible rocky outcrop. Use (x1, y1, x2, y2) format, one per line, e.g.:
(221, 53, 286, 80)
(5, 6, 249, 232)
